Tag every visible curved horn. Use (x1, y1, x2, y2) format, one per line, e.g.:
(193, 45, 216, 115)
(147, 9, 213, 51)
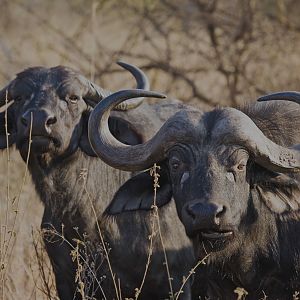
(84, 62, 150, 111)
(257, 91, 300, 105)
(88, 89, 198, 171)
(212, 107, 300, 173)
(114, 61, 150, 111)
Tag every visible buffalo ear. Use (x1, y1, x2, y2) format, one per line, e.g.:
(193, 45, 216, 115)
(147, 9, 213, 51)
(254, 169, 300, 214)
(80, 113, 143, 157)
(0, 105, 15, 149)
(106, 167, 172, 215)
(107, 116, 143, 146)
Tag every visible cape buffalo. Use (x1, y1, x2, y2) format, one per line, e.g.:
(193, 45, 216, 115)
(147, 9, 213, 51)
(88, 89, 300, 299)
(0, 66, 193, 299)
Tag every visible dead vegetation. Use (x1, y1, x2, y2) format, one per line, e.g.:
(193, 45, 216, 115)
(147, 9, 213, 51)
(0, 0, 300, 299)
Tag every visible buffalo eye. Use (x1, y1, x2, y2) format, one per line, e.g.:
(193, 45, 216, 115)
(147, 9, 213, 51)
(236, 163, 246, 171)
(229, 160, 247, 180)
(67, 95, 80, 104)
(227, 160, 247, 182)
(169, 157, 181, 172)
(234, 157, 248, 172)
(228, 149, 248, 173)
(14, 95, 22, 102)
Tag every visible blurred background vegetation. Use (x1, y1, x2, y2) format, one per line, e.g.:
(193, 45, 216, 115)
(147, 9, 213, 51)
(0, 0, 300, 298)
(1, 0, 300, 108)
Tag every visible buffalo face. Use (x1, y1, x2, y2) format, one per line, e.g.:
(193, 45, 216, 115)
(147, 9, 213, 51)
(167, 144, 251, 252)
(0, 63, 149, 163)
(10, 67, 88, 160)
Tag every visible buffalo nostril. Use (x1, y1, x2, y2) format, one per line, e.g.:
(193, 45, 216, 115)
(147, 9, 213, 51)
(213, 205, 226, 225)
(46, 116, 57, 126)
(186, 202, 226, 226)
(215, 205, 226, 218)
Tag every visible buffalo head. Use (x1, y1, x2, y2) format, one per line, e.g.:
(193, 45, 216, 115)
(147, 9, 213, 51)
(0, 62, 149, 163)
(88, 90, 300, 258)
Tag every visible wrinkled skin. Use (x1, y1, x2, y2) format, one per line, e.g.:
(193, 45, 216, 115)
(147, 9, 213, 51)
(166, 104, 300, 299)
(106, 101, 300, 299)
(9, 67, 90, 162)
(0, 67, 193, 299)
(170, 144, 250, 241)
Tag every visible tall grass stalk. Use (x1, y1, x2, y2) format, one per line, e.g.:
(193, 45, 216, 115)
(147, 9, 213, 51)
(150, 163, 174, 299)
(0, 90, 10, 299)
(5, 112, 33, 272)
(0, 99, 33, 299)
(80, 169, 120, 300)
(134, 199, 156, 300)
(174, 254, 209, 300)
(42, 224, 106, 299)
(31, 229, 57, 299)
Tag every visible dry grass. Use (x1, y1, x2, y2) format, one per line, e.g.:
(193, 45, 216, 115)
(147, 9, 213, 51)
(1, 0, 300, 299)
(0, 124, 53, 298)
(10, 160, 209, 300)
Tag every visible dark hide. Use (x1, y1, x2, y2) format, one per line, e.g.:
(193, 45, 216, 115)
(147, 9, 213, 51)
(107, 165, 172, 214)
(0, 67, 193, 300)
(194, 102, 300, 299)
(109, 101, 300, 299)
(80, 112, 142, 156)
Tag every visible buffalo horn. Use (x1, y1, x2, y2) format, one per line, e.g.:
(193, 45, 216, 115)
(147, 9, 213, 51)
(88, 89, 197, 171)
(257, 91, 300, 105)
(212, 108, 300, 173)
(84, 62, 150, 111)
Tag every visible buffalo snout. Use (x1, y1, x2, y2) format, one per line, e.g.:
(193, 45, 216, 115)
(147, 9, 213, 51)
(17, 109, 60, 158)
(21, 109, 57, 135)
(182, 201, 229, 238)
(186, 202, 225, 226)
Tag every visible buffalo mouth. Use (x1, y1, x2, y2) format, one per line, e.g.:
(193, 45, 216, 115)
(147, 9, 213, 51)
(200, 229, 233, 240)
(18, 135, 61, 154)
(193, 228, 234, 252)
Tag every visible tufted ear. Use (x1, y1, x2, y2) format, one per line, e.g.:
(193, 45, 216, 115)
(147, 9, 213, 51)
(106, 166, 173, 215)
(253, 166, 300, 214)
(0, 104, 16, 149)
(80, 112, 142, 157)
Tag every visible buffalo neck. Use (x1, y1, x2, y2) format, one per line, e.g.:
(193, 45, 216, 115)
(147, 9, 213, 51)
(28, 149, 130, 230)
(197, 189, 300, 298)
